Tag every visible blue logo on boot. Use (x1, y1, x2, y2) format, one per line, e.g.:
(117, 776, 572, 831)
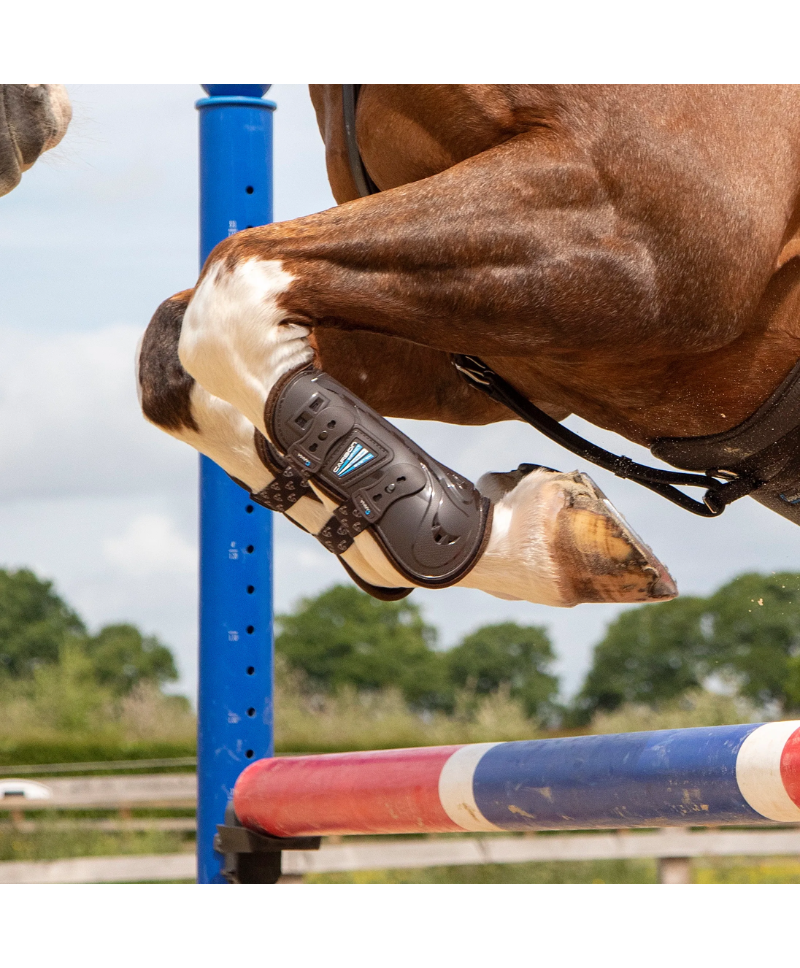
(333, 440, 376, 477)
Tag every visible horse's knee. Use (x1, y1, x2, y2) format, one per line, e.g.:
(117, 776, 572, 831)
(178, 256, 313, 433)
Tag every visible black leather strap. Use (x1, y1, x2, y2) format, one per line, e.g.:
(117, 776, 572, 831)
(342, 84, 379, 197)
(452, 355, 759, 518)
(653, 358, 800, 469)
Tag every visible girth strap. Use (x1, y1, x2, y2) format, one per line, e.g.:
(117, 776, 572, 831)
(342, 85, 379, 197)
(452, 355, 760, 518)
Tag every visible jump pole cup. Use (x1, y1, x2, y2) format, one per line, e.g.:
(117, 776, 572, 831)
(196, 85, 276, 885)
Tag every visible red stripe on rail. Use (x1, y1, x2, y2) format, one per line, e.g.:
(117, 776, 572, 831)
(780, 725, 800, 808)
(233, 746, 465, 836)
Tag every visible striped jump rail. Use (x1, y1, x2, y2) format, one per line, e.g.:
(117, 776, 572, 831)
(233, 722, 800, 836)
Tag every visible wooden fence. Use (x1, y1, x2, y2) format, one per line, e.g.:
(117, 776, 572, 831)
(3, 770, 800, 883)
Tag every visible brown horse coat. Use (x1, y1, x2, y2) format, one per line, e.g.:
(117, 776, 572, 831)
(138, 85, 800, 607)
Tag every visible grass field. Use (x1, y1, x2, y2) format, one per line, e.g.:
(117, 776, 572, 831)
(306, 856, 800, 884)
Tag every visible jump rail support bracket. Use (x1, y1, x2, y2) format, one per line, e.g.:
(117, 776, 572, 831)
(214, 802, 320, 884)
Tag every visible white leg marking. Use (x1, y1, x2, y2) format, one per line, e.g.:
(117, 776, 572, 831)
(458, 468, 568, 606)
(156, 384, 275, 493)
(178, 259, 313, 435)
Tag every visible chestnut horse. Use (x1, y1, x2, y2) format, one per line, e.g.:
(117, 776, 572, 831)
(138, 85, 800, 609)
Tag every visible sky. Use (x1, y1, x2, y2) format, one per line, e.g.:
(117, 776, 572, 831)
(1, 84, 800, 702)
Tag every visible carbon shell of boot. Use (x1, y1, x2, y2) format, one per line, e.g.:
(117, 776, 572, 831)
(265, 368, 492, 589)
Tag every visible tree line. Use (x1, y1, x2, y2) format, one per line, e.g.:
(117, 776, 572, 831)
(0, 568, 178, 697)
(277, 574, 800, 725)
(276, 585, 559, 722)
(4, 566, 800, 728)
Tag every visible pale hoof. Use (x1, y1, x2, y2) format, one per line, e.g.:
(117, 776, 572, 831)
(468, 464, 677, 607)
(552, 471, 677, 605)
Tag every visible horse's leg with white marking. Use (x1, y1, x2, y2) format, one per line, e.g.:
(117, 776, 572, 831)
(137, 292, 400, 593)
(172, 264, 675, 606)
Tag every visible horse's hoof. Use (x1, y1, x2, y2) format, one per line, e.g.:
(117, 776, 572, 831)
(553, 471, 677, 605)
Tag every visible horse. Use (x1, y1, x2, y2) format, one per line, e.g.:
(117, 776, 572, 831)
(137, 85, 800, 610)
(0, 85, 71, 197)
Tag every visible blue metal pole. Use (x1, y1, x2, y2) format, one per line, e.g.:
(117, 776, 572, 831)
(196, 85, 276, 884)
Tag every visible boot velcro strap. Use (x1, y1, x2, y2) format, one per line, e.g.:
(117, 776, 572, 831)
(253, 429, 318, 513)
(251, 471, 314, 514)
(316, 515, 354, 555)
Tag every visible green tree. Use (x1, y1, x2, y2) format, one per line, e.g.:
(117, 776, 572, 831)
(0, 567, 180, 698)
(571, 597, 709, 724)
(84, 623, 179, 696)
(445, 622, 559, 722)
(573, 572, 800, 725)
(276, 585, 447, 709)
(707, 573, 800, 709)
(0, 568, 86, 678)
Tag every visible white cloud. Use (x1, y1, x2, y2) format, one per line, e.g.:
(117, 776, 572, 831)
(0, 323, 196, 500)
(104, 512, 196, 578)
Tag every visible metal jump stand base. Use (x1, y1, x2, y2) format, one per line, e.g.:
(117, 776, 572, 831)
(214, 802, 320, 884)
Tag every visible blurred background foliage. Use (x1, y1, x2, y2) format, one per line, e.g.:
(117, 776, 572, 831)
(571, 572, 800, 725)
(2, 568, 800, 763)
(4, 567, 800, 883)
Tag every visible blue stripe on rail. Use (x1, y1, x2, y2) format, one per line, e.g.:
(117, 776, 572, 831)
(472, 724, 766, 829)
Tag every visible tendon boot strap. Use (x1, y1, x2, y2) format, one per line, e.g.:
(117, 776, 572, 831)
(265, 367, 492, 589)
(251, 429, 318, 514)
(251, 430, 413, 601)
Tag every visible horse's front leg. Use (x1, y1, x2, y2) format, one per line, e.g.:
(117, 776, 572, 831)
(139, 293, 423, 598)
(140, 306, 674, 608)
(166, 136, 677, 606)
(165, 301, 674, 608)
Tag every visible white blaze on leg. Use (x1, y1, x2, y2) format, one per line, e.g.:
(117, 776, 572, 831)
(178, 258, 313, 436)
(179, 386, 275, 494)
(457, 468, 568, 606)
